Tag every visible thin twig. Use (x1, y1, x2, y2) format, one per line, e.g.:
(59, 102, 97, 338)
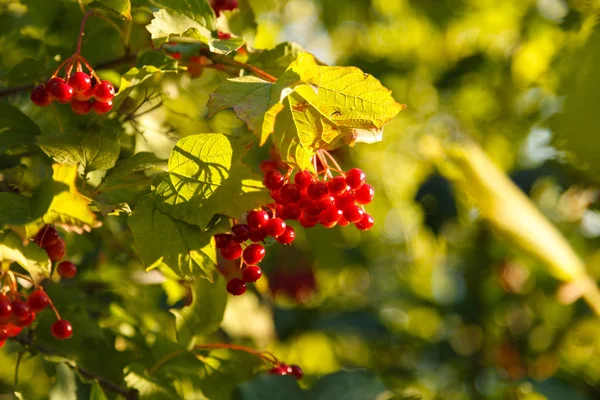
(10, 335, 138, 399)
(14, 350, 23, 387)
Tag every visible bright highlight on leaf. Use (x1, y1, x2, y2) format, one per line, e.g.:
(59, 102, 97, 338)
(208, 52, 406, 170)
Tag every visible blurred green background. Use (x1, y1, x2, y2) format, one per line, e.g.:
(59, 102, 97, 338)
(2, 0, 600, 399)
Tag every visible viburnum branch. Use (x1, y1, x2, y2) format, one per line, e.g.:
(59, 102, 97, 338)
(10, 335, 139, 399)
(76, 11, 94, 55)
(200, 50, 277, 82)
(319, 149, 344, 174)
(11, 272, 33, 284)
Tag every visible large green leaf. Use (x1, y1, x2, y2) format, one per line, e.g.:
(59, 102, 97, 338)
(127, 194, 217, 280)
(0, 103, 41, 155)
(246, 42, 305, 77)
(36, 125, 121, 173)
(0, 231, 51, 284)
(234, 371, 389, 400)
(124, 363, 183, 400)
(209, 52, 405, 169)
(23, 164, 99, 238)
(149, 0, 216, 30)
(155, 133, 270, 228)
(0, 192, 31, 226)
(170, 277, 228, 347)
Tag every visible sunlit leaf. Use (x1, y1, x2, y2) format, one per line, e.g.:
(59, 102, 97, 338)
(0, 231, 51, 284)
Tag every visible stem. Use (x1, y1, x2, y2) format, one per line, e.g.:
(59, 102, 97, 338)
(14, 350, 23, 387)
(11, 272, 33, 284)
(201, 51, 277, 82)
(76, 11, 94, 54)
(319, 149, 344, 173)
(10, 335, 138, 399)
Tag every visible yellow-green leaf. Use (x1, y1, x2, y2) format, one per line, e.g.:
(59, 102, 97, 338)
(0, 231, 51, 284)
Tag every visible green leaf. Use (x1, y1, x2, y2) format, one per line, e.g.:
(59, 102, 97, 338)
(0, 231, 51, 284)
(0, 192, 31, 225)
(124, 363, 183, 400)
(234, 371, 389, 400)
(24, 164, 99, 237)
(146, 6, 242, 54)
(170, 277, 228, 346)
(127, 194, 217, 279)
(149, 0, 216, 30)
(106, 152, 168, 179)
(246, 42, 305, 77)
(89, 381, 109, 400)
(49, 364, 77, 400)
(36, 125, 121, 173)
(209, 52, 405, 169)
(207, 76, 272, 134)
(0, 103, 41, 155)
(155, 133, 270, 228)
(89, 0, 131, 19)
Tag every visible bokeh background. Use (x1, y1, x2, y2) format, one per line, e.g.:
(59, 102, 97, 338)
(2, 0, 600, 399)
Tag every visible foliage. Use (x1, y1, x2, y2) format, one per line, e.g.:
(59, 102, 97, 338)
(1, 0, 600, 399)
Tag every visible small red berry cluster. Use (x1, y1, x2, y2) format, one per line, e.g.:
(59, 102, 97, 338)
(216, 209, 296, 296)
(33, 225, 78, 280)
(268, 363, 303, 379)
(265, 167, 374, 230)
(30, 55, 115, 115)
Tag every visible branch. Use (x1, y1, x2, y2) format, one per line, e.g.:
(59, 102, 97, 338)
(10, 335, 139, 400)
(201, 51, 277, 82)
(0, 53, 137, 98)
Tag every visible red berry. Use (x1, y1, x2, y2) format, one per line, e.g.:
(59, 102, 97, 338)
(264, 170, 285, 190)
(355, 213, 374, 230)
(45, 238, 65, 262)
(355, 184, 374, 204)
(0, 327, 8, 341)
(242, 265, 262, 283)
(15, 311, 36, 327)
(220, 242, 242, 260)
(276, 226, 295, 245)
(280, 364, 293, 374)
(94, 80, 115, 102)
(247, 210, 270, 229)
(232, 224, 251, 242)
(302, 205, 321, 220)
(260, 160, 280, 174)
(34, 225, 59, 248)
(243, 244, 265, 265)
(52, 82, 74, 103)
(211, 0, 238, 16)
(74, 85, 94, 101)
(265, 218, 286, 237)
(51, 319, 73, 339)
(31, 85, 52, 106)
(320, 207, 343, 224)
(268, 366, 287, 375)
(92, 99, 113, 114)
(5, 323, 22, 337)
(280, 204, 301, 220)
(11, 299, 30, 322)
(215, 234, 236, 249)
(270, 189, 284, 204)
(68, 72, 92, 94)
(294, 170, 313, 189)
(290, 364, 304, 379)
(328, 176, 348, 196)
(57, 261, 77, 278)
(307, 181, 329, 201)
(0, 296, 11, 323)
(343, 203, 364, 223)
(249, 228, 267, 242)
(71, 99, 91, 115)
(338, 216, 350, 227)
(27, 290, 49, 312)
(335, 192, 355, 210)
(280, 184, 301, 204)
(226, 278, 246, 295)
(314, 195, 335, 210)
(217, 31, 232, 40)
(300, 215, 318, 228)
(45, 77, 64, 97)
(346, 168, 366, 189)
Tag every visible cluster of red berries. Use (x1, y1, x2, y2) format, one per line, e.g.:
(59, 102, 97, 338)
(30, 68, 115, 115)
(210, 0, 238, 16)
(0, 289, 72, 345)
(264, 168, 374, 230)
(33, 225, 78, 279)
(216, 208, 296, 296)
(268, 363, 303, 379)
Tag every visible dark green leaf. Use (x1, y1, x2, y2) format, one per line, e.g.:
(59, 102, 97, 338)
(0, 103, 41, 155)
(0, 192, 31, 225)
(89, 0, 132, 19)
(106, 152, 168, 179)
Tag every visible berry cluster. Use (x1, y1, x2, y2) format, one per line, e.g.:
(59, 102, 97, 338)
(33, 225, 78, 280)
(265, 167, 374, 230)
(216, 209, 296, 296)
(268, 363, 303, 379)
(30, 55, 115, 115)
